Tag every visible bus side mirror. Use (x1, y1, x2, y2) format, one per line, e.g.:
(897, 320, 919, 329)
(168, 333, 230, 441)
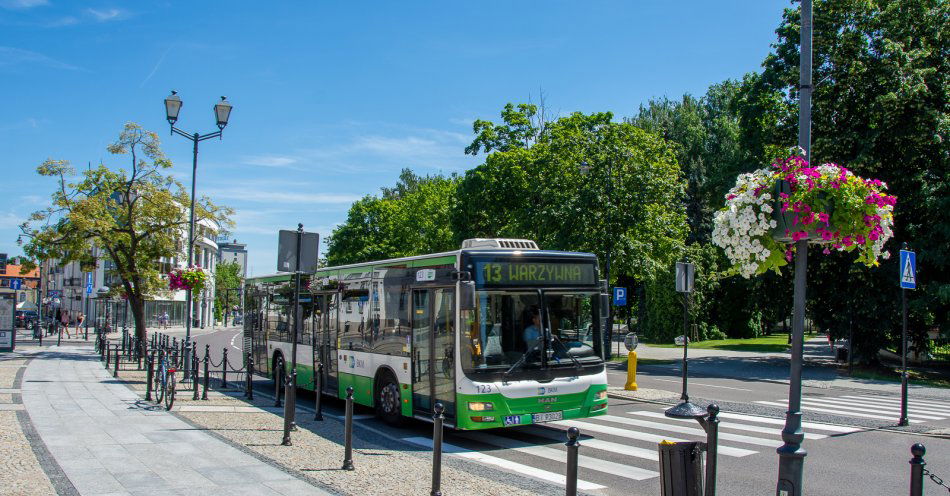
(460, 281, 476, 311)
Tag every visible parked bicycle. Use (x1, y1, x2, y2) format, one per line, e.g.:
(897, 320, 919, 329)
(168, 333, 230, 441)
(152, 347, 177, 410)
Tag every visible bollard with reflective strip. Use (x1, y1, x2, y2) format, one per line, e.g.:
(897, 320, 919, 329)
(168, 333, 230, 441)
(342, 385, 355, 470)
(145, 350, 154, 401)
(192, 350, 200, 401)
(105, 339, 111, 368)
(699, 404, 719, 496)
(202, 346, 210, 400)
(565, 427, 580, 496)
(281, 371, 294, 446)
(431, 403, 445, 496)
(113, 345, 120, 378)
(222, 348, 229, 388)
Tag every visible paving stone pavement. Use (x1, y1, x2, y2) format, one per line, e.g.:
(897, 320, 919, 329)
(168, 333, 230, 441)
(20, 346, 336, 496)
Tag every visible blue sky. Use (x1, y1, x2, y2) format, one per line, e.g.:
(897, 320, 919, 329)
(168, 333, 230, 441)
(1, 0, 791, 277)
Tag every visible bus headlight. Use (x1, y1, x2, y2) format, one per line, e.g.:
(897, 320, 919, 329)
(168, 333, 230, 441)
(595, 390, 608, 401)
(468, 402, 494, 411)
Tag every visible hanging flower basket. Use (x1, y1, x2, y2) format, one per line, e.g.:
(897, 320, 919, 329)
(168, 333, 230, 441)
(712, 153, 896, 278)
(168, 266, 207, 292)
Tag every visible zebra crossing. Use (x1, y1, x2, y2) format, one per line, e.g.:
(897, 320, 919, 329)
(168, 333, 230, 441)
(755, 393, 950, 424)
(401, 406, 861, 492)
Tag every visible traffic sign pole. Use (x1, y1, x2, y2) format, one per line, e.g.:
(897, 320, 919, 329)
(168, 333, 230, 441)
(898, 244, 915, 427)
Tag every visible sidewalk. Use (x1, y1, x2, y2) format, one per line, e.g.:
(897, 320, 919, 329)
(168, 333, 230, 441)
(19, 345, 334, 496)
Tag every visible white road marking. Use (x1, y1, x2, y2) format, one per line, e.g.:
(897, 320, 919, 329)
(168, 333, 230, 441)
(715, 412, 860, 433)
(768, 399, 943, 420)
(462, 432, 658, 480)
(798, 398, 946, 419)
(229, 332, 242, 351)
(596, 415, 782, 448)
(843, 395, 950, 411)
(650, 378, 753, 392)
(551, 419, 757, 457)
(755, 401, 922, 423)
(402, 437, 606, 490)
(629, 411, 828, 440)
(520, 426, 660, 461)
(826, 398, 948, 416)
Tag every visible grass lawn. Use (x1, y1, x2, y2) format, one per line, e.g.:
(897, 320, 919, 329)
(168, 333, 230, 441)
(642, 333, 794, 353)
(849, 365, 950, 389)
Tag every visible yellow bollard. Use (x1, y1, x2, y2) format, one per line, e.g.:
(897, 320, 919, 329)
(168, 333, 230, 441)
(625, 350, 638, 391)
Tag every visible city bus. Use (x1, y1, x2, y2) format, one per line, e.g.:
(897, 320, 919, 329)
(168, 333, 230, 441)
(244, 238, 609, 430)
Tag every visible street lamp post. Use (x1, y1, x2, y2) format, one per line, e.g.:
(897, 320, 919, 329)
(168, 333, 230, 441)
(776, 1, 812, 494)
(164, 90, 232, 377)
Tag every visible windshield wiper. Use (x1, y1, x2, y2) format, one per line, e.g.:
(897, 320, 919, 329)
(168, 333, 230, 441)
(502, 341, 541, 383)
(549, 334, 582, 369)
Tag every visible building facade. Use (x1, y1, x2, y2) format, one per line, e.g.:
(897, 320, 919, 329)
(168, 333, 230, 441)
(216, 238, 248, 278)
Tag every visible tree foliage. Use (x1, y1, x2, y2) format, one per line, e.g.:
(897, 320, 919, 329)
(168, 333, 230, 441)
(19, 123, 232, 341)
(214, 261, 242, 322)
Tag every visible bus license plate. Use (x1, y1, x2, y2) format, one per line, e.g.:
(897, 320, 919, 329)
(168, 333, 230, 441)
(531, 411, 562, 423)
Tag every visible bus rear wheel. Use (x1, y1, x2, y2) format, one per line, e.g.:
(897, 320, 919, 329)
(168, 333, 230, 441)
(375, 372, 403, 426)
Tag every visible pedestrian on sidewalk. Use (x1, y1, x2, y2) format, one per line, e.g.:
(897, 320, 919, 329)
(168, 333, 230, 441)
(62, 309, 72, 338)
(162, 311, 169, 329)
(75, 312, 84, 335)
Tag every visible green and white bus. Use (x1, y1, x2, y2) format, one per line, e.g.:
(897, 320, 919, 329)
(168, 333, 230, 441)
(244, 238, 609, 430)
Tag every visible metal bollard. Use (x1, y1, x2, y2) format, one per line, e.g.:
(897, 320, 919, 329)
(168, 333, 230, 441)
(281, 372, 294, 446)
(565, 427, 580, 496)
(246, 355, 254, 400)
(274, 364, 283, 408)
(910, 443, 926, 496)
(289, 368, 297, 431)
(84, 324, 88, 341)
(342, 386, 355, 470)
(192, 352, 200, 401)
(314, 362, 324, 421)
(202, 350, 210, 400)
(113, 345, 120, 378)
(699, 404, 719, 496)
(105, 340, 111, 368)
(145, 351, 154, 401)
(431, 403, 445, 496)
(137, 340, 143, 370)
(221, 348, 229, 388)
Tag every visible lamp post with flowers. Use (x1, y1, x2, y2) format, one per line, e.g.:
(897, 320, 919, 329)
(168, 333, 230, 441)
(163, 91, 232, 375)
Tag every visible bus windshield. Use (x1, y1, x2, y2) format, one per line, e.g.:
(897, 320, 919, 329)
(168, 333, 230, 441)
(461, 290, 601, 375)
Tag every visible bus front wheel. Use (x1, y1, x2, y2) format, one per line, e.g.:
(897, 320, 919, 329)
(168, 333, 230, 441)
(375, 371, 403, 426)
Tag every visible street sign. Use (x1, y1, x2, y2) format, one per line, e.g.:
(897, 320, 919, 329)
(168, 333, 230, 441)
(613, 287, 627, 306)
(277, 229, 320, 273)
(0, 293, 14, 352)
(86, 284, 93, 294)
(46, 290, 61, 298)
(675, 262, 695, 293)
(10, 279, 21, 290)
(86, 272, 93, 285)
(899, 250, 916, 290)
(624, 332, 638, 351)
(674, 335, 689, 346)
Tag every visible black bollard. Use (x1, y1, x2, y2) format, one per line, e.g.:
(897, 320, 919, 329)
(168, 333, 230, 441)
(274, 364, 283, 408)
(137, 340, 143, 370)
(84, 324, 88, 341)
(565, 427, 580, 496)
(145, 351, 154, 401)
(431, 403, 445, 496)
(289, 368, 297, 431)
(281, 372, 294, 446)
(342, 385, 355, 470)
(314, 362, 324, 421)
(113, 345, 120, 378)
(246, 355, 254, 400)
(56, 320, 61, 346)
(222, 348, 229, 388)
(700, 404, 720, 496)
(105, 340, 111, 368)
(192, 351, 200, 401)
(910, 443, 926, 496)
(202, 350, 210, 400)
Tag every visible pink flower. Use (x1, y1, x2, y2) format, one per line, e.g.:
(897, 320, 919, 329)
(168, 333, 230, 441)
(822, 248, 831, 255)
(785, 249, 794, 262)
(779, 193, 789, 199)
(727, 194, 736, 200)
(818, 212, 830, 224)
(791, 231, 809, 242)
(868, 231, 880, 241)
(842, 236, 854, 247)
(801, 213, 815, 225)
(820, 230, 833, 241)
(856, 235, 866, 244)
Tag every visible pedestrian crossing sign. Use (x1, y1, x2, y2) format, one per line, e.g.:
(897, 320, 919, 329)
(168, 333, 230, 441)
(899, 249, 916, 290)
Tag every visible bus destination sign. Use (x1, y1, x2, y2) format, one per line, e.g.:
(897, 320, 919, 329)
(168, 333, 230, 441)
(476, 261, 596, 286)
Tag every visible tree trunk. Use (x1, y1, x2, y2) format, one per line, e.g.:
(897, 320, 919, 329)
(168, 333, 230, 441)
(130, 296, 147, 343)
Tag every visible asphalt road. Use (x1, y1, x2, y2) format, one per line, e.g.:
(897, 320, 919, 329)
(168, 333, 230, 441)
(182, 329, 950, 495)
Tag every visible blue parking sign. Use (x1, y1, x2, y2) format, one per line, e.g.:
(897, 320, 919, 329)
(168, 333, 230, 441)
(899, 250, 916, 290)
(613, 287, 627, 306)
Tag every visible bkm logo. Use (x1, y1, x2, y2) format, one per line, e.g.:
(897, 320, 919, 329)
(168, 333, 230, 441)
(538, 386, 559, 395)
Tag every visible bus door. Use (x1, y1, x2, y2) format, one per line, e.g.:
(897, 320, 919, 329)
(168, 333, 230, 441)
(411, 288, 456, 417)
(324, 292, 339, 394)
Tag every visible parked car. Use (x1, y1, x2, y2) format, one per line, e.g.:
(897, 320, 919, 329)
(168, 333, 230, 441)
(16, 310, 38, 329)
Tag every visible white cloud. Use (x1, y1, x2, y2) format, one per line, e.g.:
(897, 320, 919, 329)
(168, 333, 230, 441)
(240, 155, 299, 168)
(0, 46, 83, 71)
(0, 212, 23, 229)
(86, 8, 124, 22)
(212, 187, 361, 205)
(1, 0, 48, 9)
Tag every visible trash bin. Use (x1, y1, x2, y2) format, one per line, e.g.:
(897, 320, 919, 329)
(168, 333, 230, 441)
(836, 346, 848, 362)
(657, 440, 704, 496)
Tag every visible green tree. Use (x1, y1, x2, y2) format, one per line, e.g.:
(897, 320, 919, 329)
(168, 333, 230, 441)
(214, 261, 242, 323)
(19, 123, 233, 342)
(325, 169, 458, 265)
(755, 0, 949, 359)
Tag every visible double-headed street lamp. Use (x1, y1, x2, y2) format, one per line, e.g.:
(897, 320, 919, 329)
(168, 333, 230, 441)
(163, 90, 232, 376)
